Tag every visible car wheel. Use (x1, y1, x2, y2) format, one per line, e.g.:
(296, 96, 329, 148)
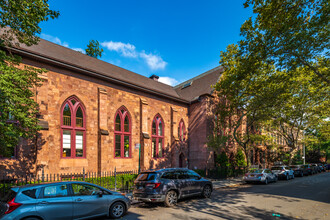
(202, 185, 212, 198)
(109, 202, 126, 219)
(264, 178, 268, 185)
(164, 190, 178, 207)
(286, 174, 289, 180)
(23, 218, 40, 220)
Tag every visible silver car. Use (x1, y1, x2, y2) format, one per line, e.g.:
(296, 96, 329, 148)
(271, 166, 294, 180)
(243, 169, 278, 184)
(0, 181, 131, 220)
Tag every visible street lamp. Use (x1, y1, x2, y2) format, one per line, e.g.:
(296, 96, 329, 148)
(303, 144, 305, 165)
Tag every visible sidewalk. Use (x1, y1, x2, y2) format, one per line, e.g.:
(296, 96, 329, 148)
(210, 176, 245, 190)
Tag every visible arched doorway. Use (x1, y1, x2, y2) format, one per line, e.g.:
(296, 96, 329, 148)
(179, 153, 185, 168)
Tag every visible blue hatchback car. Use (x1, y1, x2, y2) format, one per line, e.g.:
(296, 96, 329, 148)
(0, 181, 131, 220)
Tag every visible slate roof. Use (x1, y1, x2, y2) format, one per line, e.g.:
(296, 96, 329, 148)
(8, 37, 222, 103)
(174, 66, 223, 101)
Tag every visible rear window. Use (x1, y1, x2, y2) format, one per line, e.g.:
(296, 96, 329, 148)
(271, 167, 282, 170)
(290, 165, 298, 168)
(22, 189, 37, 199)
(0, 190, 17, 203)
(136, 172, 157, 181)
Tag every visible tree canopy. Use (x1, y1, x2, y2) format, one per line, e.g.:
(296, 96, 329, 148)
(241, 0, 330, 84)
(0, 0, 59, 157)
(85, 40, 103, 58)
(214, 1, 329, 165)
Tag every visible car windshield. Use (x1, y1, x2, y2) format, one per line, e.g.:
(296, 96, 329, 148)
(271, 167, 283, 170)
(249, 169, 262, 173)
(136, 172, 157, 181)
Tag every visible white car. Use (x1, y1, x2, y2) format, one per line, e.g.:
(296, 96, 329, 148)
(271, 166, 294, 180)
(243, 169, 278, 184)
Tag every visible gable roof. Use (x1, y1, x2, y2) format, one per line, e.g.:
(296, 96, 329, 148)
(174, 66, 223, 101)
(9, 38, 187, 102)
(6, 36, 222, 103)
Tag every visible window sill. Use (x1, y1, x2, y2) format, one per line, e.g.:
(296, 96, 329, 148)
(114, 157, 132, 159)
(61, 157, 87, 159)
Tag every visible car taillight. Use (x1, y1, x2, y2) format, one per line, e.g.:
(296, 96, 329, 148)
(5, 198, 22, 214)
(146, 183, 161, 189)
(245, 174, 249, 176)
(257, 174, 263, 177)
(282, 169, 285, 171)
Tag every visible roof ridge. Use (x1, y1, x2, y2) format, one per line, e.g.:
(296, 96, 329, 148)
(33, 38, 176, 89)
(174, 65, 223, 89)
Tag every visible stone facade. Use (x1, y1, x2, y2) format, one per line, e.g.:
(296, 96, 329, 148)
(0, 40, 224, 176)
(1, 57, 189, 175)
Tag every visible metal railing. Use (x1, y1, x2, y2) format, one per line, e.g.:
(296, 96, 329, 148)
(0, 168, 139, 198)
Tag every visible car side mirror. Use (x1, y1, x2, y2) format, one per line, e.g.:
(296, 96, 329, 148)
(97, 191, 103, 197)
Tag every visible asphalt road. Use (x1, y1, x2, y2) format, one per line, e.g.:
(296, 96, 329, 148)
(116, 172, 330, 220)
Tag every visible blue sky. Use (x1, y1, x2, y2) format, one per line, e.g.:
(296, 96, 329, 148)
(39, 0, 253, 86)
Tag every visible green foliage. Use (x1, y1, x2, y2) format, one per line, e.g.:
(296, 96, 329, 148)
(216, 152, 229, 168)
(215, 1, 329, 165)
(193, 169, 205, 177)
(0, 0, 59, 47)
(0, 53, 46, 156)
(85, 40, 103, 58)
(242, 0, 329, 84)
(0, 0, 59, 156)
(235, 148, 247, 167)
(305, 120, 330, 162)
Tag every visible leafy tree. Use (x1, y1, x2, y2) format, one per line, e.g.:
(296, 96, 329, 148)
(85, 40, 103, 58)
(207, 96, 231, 154)
(214, 1, 329, 166)
(214, 44, 287, 167)
(0, 0, 59, 157)
(235, 148, 247, 167)
(216, 151, 229, 168)
(305, 120, 330, 163)
(241, 0, 330, 84)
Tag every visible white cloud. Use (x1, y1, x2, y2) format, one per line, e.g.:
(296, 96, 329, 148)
(101, 41, 167, 70)
(72, 48, 85, 53)
(101, 41, 137, 58)
(139, 51, 167, 70)
(41, 33, 69, 47)
(40, 33, 85, 54)
(158, 77, 178, 86)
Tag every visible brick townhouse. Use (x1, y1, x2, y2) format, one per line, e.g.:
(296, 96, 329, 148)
(0, 39, 225, 175)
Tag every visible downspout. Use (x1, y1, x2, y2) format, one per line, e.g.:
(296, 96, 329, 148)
(97, 88, 101, 174)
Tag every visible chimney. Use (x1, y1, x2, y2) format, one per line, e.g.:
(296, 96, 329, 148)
(149, 74, 159, 81)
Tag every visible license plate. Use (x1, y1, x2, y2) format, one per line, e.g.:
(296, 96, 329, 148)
(250, 175, 254, 177)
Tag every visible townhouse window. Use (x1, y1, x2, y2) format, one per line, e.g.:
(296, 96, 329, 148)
(178, 119, 186, 142)
(61, 96, 86, 158)
(114, 106, 131, 158)
(152, 114, 164, 158)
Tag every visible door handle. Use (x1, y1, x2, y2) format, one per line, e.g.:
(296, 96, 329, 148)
(39, 201, 49, 205)
(76, 198, 83, 202)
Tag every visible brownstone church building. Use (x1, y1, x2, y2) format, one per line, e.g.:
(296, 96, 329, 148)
(1, 39, 224, 175)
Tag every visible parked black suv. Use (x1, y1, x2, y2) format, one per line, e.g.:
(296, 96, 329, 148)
(290, 165, 306, 177)
(133, 168, 212, 207)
